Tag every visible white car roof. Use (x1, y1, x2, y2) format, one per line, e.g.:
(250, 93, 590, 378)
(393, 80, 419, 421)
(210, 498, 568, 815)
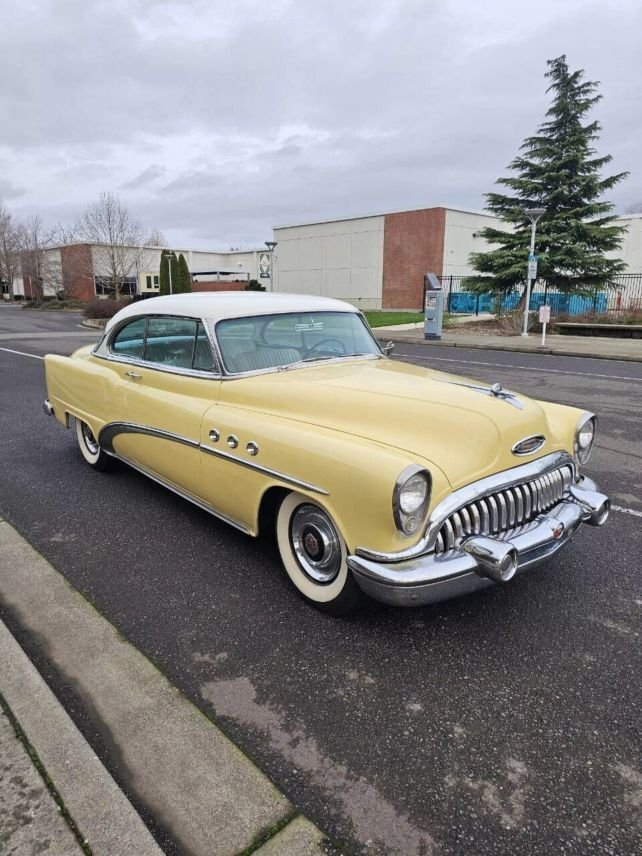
(103, 291, 360, 333)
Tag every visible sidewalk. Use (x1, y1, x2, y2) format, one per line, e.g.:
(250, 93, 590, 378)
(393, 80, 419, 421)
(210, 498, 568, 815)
(0, 517, 331, 856)
(374, 326, 642, 362)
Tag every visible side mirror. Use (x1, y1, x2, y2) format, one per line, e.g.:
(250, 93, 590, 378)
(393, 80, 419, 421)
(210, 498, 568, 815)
(382, 341, 394, 356)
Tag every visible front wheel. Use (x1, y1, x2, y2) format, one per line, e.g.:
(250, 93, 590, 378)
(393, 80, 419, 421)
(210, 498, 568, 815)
(75, 418, 113, 471)
(275, 492, 363, 615)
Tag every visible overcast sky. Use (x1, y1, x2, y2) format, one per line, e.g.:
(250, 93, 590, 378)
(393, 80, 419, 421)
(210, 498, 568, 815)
(1, 0, 640, 248)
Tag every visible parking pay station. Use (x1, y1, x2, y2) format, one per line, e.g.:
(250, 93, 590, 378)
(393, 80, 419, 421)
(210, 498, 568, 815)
(423, 273, 444, 340)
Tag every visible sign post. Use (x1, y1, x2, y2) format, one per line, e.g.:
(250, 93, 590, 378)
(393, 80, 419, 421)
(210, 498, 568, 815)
(539, 304, 551, 347)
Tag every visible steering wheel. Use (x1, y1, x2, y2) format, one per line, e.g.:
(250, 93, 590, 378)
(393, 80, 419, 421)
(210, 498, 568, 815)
(306, 338, 347, 356)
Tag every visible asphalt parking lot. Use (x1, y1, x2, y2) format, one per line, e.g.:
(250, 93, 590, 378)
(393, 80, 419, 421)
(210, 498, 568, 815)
(1, 305, 641, 856)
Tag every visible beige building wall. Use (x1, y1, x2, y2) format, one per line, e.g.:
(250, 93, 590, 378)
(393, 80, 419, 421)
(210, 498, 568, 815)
(441, 208, 510, 277)
(610, 215, 642, 271)
(273, 215, 385, 309)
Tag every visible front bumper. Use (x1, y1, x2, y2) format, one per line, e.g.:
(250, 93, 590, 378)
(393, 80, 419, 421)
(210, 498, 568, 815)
(347, 477, 609, 607)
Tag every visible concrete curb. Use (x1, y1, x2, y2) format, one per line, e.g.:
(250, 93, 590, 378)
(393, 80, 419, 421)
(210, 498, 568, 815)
(0, 519, 328, 855)
(375, 333, 642, 363)
(0, 618, 163, 855)
(81, 318, 108, 329)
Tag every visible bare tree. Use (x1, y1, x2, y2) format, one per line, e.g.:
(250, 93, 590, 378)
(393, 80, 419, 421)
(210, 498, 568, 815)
(625, 201, 642, 214)
(78, 192, 155, 300)
(0, 203, 21, 300)
(146, 228, 167, 247)
(18, 215, 63, 301)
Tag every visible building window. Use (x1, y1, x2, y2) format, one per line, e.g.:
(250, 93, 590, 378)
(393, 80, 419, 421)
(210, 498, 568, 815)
(95, 276, 138, 297)
(146, 275, 152, 289)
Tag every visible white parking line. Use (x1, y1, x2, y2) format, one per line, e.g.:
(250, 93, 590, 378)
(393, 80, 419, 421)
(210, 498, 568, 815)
(611, 505, 642, 518)
(0, 347, 44, 360)
(392, 352, 642, 382)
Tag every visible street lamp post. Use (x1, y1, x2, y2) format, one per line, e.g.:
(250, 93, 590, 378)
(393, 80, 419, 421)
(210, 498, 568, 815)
(265, 241, 278, 291)
(522, 208, 546, 337)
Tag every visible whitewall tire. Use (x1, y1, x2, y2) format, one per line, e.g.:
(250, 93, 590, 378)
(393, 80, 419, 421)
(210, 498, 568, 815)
(276, 491, 363, 614)
(75, 418, 112, 472)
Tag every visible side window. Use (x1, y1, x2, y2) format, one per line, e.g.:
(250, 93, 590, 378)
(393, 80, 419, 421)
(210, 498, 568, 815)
(111, 318, 146, 358)
(144, 317, 197, 369)
(192, 322, 216, 371)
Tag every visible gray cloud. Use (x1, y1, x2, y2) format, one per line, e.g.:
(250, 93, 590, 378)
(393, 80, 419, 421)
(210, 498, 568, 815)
(121, 164, 166, 190)
(0, 178, 26, 199)
(1, 0, 640, 247)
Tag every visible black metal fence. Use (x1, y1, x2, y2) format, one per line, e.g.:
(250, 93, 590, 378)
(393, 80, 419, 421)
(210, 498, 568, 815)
(438, 273, 642, 316)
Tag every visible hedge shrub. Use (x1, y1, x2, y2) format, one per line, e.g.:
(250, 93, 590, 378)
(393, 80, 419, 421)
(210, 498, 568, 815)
(83, 298, 131, 319)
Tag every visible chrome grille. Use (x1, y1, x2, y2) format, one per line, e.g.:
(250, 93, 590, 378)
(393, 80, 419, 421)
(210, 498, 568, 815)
(434, 464, 574, 553)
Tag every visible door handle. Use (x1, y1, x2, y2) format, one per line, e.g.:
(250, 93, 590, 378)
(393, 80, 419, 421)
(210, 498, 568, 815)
(125, 370, 142, 379)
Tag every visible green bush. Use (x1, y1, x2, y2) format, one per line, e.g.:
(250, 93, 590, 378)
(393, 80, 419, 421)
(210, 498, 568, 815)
(245, 279, 266, 292)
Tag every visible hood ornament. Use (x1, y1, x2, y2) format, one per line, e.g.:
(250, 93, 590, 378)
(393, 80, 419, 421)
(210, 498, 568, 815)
(436, 379, 524, 410)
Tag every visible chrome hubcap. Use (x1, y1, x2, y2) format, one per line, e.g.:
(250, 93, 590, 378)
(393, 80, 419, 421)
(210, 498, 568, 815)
(290, 505, 341, 584)
(82, 423, 99, 455)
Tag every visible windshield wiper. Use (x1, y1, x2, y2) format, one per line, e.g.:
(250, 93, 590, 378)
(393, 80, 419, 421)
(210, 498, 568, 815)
(278, 353, 376, 371)
(277, 355, 336, 371)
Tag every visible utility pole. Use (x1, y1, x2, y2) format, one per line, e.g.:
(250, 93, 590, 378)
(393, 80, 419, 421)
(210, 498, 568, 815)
(522, 208, 546, 337)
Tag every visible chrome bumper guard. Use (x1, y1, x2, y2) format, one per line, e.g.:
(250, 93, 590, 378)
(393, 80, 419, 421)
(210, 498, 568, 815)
(347, 477, 609, 607)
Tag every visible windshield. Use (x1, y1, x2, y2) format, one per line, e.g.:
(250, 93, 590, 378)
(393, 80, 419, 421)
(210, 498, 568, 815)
(215, 311, 381, 374)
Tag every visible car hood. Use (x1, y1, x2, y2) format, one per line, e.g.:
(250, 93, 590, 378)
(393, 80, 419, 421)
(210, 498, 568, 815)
(221, 358, 564, 489)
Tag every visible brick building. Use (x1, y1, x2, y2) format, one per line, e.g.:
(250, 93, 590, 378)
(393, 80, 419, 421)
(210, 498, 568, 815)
(13, 244, 272, 300)
(272, 205, 508, 309)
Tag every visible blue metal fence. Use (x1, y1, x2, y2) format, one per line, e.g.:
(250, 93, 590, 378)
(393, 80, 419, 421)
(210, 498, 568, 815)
(439, 274, 642, 316)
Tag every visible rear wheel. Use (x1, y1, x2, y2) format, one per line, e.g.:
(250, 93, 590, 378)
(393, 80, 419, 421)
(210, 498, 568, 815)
(275, 491, 363, 615)
(75, 418, 113, 471)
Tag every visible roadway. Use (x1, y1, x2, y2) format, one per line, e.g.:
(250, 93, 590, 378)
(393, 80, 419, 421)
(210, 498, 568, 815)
(1, 304, 640, 855)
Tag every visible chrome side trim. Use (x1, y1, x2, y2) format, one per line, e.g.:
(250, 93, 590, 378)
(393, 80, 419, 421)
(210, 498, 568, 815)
(99, 422, 200, 454)
(199, 444, 330, 496)
(355, 451, 576, 564)
(512, 434, 546, 456)
(103, 451, 251, 535)
(98, 421, 330, 497)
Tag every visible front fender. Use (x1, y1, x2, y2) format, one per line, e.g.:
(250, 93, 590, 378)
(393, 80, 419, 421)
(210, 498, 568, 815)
(199, 403, 452, 554)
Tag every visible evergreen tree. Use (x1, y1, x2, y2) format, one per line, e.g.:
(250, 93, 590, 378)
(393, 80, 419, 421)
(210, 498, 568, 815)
(159, 250, 179, 295)
(177, 253, 192, 293)
(466, 55, 628, 299)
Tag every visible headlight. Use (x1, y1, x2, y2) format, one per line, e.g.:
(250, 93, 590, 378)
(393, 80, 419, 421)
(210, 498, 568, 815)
(574, 413, 596, 465)
(393, 466, 431, 535)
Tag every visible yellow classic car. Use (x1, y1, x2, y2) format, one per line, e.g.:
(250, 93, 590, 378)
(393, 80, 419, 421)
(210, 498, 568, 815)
(43, 292, 609, 614)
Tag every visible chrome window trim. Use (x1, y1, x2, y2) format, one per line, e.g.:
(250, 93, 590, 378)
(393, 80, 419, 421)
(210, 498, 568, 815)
(355, 450, 576, 564)
(97, 421, 330, 497)
(93, 312, 223, 378)
(94, 351, 223, 380)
